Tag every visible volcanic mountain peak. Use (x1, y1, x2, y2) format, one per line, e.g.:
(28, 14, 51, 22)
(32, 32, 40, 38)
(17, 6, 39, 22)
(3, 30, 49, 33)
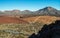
(37, 6, 57, 12)
(46, 6, 52, 8)
(35, 6, 60, 16)
(43, 7, 57, 11)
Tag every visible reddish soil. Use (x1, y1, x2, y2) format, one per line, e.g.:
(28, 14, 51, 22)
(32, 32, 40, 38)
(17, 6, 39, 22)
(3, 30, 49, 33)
(0, 16, 28, 24)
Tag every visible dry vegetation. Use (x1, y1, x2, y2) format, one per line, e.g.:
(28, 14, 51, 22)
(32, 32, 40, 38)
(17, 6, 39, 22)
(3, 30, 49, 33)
(0, 23, 44, 38)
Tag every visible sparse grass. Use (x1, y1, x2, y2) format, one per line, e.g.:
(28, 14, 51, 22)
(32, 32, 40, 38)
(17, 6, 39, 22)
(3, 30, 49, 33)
(0, 23, 44, 38)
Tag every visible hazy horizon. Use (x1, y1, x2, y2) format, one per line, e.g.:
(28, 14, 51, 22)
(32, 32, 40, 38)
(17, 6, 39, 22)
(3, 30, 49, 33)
(0, 0, 60, 11)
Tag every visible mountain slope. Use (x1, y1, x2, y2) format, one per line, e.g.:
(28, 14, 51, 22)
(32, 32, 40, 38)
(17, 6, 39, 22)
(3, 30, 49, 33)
(35, 7, 60, 16)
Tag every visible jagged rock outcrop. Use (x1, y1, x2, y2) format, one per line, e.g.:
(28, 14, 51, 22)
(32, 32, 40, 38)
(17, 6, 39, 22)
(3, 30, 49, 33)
(29, 20, 60, 38)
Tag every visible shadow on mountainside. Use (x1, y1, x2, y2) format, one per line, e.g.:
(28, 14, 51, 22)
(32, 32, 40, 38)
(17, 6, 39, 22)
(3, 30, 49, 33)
(28, 20, 60, 38)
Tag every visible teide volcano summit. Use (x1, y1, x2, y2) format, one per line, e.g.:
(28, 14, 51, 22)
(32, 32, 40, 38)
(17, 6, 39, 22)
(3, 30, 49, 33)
(35, 7, 60, 16)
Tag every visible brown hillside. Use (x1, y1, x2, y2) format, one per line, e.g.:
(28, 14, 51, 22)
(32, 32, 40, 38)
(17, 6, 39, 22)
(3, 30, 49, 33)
(23, 16, 60, 24)
(0, 16, 28, 24)
(0, 16, 60, 24)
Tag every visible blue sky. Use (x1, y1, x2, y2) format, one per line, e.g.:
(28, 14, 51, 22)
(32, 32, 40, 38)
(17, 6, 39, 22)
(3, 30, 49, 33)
(0, 0, 60, 11)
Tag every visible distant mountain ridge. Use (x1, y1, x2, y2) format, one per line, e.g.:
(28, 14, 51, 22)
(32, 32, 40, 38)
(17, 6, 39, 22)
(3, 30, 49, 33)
(0, 7, 60, 17)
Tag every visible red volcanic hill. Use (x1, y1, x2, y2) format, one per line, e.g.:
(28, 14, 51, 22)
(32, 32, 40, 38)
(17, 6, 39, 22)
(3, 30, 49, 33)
(0, 16, 28, 24)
